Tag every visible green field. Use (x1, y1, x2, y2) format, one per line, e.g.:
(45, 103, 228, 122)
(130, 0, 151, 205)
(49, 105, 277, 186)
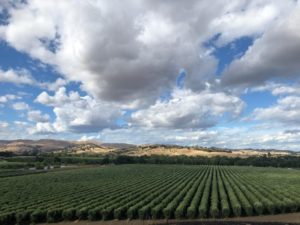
(0, 165, 300, 224)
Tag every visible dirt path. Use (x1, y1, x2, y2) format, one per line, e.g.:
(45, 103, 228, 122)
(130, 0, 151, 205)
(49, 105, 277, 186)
(39, 212, 300, 225)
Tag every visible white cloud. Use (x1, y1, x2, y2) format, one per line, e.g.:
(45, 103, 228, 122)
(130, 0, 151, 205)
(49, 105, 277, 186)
(1, 0, 300, 151)
(79, 134, 101, 142)
(0, 94, 20, 103)
(222, 2, 300, 87)
(14, 120, 28, 127)
(251, 82, 300, 96)
(0, 68, 66, 91)
(96, 123, 300, 151)
(210, 125, 300, 151)
(40, 78, 68, 91)
(210, 1, 293, 46)
(0, 68, 36, 85)
(135, 12, 176, 46)
(12, 101, 29, 110)
(34, 86, 244, 133)
(0, 0, 12, 14)
(2, 0, 294, 106)
(132, 88, 244, 129)
(35, 87, 121, 133)
(0, 121, 9, 129)
(27, 110, 50, 123)
(35, 87, 79, 107)
(97, 127, 218, 146)
(271, 86, 300, 96)
(253, 95, 300, 125)
(28, 122, 56, 135)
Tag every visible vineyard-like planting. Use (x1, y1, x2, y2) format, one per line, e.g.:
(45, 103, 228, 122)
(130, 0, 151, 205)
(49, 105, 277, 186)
(0, 165, 300, 224)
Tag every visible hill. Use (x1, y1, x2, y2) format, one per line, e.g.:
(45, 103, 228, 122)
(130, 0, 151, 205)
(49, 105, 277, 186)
(0, 139, 299, 158)
(0, 139, 76, 153)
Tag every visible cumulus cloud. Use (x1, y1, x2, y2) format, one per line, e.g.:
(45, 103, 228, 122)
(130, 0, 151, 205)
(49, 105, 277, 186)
(27, 110, 50, 123)
(1, 0, 293, 106)
(0, 0, 13, 14)
(253, 95, 300, 125)
(222, 2, 300, 87)
(1, 0, 300, 150)
(0, 94, 20, 103)
(33, 86, 244, 133)
(210, 1, 293, 46)
(0, 68, 36, 85)
(28, 122, 56, 135)
(0, 121, 9, 129)
(35, 87, 121, 133)
(40, 78, 68, 91)
(131, 88, 244, 129)
(35, 87, 79, 107)
(12, 101, 29, 110)
(14, 120, 28, 127)
(0, 68, 65, 91)
(252, 82, 300, 96)
(79, 134, 101, 142)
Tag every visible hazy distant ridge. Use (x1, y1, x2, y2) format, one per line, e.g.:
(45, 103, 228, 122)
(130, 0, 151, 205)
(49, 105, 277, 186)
(0, 139, 299, 158)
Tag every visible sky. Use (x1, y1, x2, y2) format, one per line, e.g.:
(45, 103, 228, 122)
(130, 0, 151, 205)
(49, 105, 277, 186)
(0, 0, 300, 150)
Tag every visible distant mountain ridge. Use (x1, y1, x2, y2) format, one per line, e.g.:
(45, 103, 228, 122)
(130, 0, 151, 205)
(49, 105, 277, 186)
(0, 139, 299, 157)
(0, 139, 76, 153)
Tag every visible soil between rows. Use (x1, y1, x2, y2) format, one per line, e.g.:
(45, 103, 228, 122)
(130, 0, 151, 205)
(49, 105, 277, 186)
(39, 212, 300, 225)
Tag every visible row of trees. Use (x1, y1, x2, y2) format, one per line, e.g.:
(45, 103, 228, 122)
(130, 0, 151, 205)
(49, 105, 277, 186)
(2, 154, 300, 168)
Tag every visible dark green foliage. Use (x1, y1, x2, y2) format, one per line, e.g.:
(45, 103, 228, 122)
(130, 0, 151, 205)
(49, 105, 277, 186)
(0, 162, 30, 169)
(253, 202, 263, 215)
(186, 207, 196, 219)
(62, 208, 76, 220)
(114, 207, 126, 219)
(174, 204, 185, 219)
(30, 209, 47, 223)
(220, 170, 241, 217)
(15, 210, 30, 224)
(217, 169, 230, 217)
(101, 207, 113, 220)
(209, 168, 219, 218)
(87, 208, 101, 221)
(174, 168, 207, 219)
(4, 152, 300, 168)
(151, 206, 162, 219)
(198, 168, 213, 218)
(127, 205, 138, 219)
(76, 207, 88, 220)
(47, 209, 62, 223)
(138, 206, 150, 220)
(0, 213, 15, 225)
(0, 164, 299, 222)
(186, 169, 210, 219)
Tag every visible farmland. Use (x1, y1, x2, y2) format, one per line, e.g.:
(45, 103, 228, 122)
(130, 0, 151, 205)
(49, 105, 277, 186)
(0, 165, 300, 224)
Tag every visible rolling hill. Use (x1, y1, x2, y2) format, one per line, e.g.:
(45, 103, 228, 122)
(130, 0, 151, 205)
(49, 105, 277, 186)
(0, 139, 299, 158)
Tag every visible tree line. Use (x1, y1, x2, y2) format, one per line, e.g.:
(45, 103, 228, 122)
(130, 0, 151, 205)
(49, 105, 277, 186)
(1, 153, 300, 168)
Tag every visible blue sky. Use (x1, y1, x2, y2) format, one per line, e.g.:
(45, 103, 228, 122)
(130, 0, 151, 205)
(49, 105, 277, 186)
(1, 0, 300, 150)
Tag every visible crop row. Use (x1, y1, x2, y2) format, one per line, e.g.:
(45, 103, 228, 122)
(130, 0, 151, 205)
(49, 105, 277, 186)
(0, 164, 299, 224)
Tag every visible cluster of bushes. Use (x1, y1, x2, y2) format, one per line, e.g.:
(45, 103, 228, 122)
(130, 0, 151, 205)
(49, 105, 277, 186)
(0, 161, 33, 169)
(0, 208, 86, 224)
